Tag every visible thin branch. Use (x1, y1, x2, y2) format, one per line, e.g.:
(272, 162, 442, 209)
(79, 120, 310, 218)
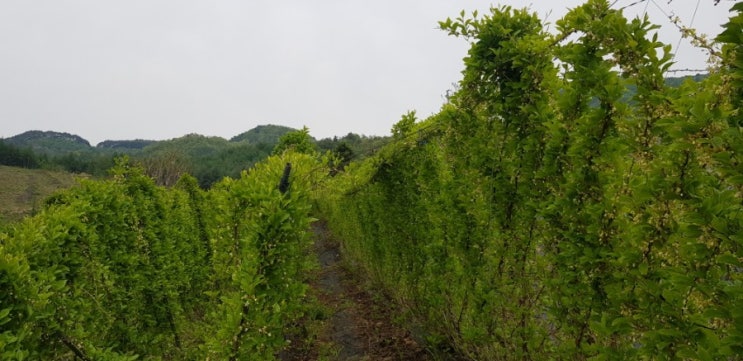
(57, 332, 92, 361)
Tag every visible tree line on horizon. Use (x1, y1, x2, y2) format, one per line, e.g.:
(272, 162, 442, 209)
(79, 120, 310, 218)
(0, 125, 388, 188)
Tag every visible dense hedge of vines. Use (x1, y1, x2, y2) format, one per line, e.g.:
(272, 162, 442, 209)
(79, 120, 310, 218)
(0, 152, 323, 360)
(317, 1, 743, 359)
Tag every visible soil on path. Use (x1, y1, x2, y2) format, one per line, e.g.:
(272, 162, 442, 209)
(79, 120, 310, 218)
(283, 221, 431, 361)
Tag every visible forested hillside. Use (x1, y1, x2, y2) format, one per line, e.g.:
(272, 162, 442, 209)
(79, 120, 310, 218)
(1, 124, 387, 187)
(230, 124, 297, 144)
(4, 131, 92, 154)
(1, 125, 297, 183)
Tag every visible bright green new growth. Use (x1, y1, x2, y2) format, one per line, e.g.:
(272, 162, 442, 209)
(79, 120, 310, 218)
(317, 1, 743, 359)
(0, 152, 325, 360)
(272, 126, 318, 156)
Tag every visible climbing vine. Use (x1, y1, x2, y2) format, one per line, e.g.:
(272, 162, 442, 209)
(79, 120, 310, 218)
(0, 152, 324, 360)
(317, 1, 743, 359)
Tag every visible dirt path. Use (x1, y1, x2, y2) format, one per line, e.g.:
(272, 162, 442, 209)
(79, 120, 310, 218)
(283, 221, 431, 360)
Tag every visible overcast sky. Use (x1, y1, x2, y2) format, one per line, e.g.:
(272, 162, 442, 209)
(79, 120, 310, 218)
(0, 1, 735, 145)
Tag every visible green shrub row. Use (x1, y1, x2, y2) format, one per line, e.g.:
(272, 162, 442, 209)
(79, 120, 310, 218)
(317, 1, 743, 359)
(1, 152, 322, 360)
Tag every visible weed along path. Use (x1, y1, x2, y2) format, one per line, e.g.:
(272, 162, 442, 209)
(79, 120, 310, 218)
(283, 221, 430, 360)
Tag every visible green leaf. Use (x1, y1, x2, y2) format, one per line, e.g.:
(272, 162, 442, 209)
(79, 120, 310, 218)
(0, 308, 11, 325)
(717, 253, 741, 267)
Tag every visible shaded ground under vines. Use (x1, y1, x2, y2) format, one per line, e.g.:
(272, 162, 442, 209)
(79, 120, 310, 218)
(282, 221, 431, 361)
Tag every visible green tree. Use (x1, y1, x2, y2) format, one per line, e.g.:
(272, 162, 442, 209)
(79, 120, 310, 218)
(272, 127, 317, 156)
(0, 140, 40, 168)
(140, 149, 192, 187)
(333, 142, 354, 167)
(391, 111, 417, 138)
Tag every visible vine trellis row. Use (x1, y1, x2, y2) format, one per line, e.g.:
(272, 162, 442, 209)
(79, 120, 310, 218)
(318, 0, 743, 359)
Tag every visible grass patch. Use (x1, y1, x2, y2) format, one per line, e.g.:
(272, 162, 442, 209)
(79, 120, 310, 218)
(0, 165, 81, 224)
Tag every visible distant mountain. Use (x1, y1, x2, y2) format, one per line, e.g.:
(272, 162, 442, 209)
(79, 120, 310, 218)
(97, 139, 158, 151)
(144, 133, 232, 158)
(4, 125, 297, 156)
(230, 124, 297, 144)
(142, 133, 276, 188)
(5, 130, 92, 155)
(1, 125, 380, 187)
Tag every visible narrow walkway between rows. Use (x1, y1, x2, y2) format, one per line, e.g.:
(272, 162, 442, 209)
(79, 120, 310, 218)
(283, 221, 431, 360)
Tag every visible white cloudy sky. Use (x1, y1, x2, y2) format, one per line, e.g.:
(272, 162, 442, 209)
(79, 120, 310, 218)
(0, 0, 736, 145)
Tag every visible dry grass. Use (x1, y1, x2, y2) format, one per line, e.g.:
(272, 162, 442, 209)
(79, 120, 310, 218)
(0, 165, 81, 224)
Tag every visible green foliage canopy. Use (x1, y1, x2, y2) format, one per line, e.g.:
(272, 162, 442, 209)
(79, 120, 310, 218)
(272, 126, 317, 156)
(316, 1, 743, 359)
(0, 152, 326, 360)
